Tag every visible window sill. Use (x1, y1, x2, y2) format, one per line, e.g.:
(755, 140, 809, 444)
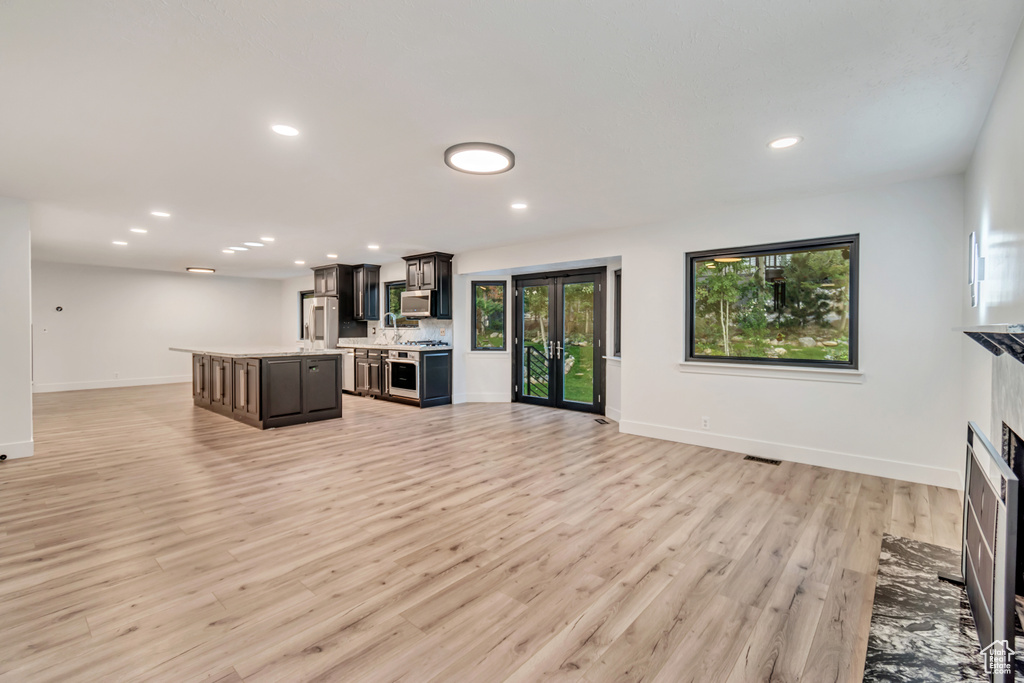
(677, 360, 864, 384)
(604, 355, 621, 364)
(466, 350, 510, 356)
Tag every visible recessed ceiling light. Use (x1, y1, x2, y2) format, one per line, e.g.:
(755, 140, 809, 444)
(222, 249, 234, 254)
(367, 244, 380, 250)
(444, 142, 515, 174)
(260, 237, 275, 242)
(272, 124, 300, 137)
(229, 246, 248, 251)
(768, 136, 802, 150)
(326, 253, 338, 259)
(151, 210, 170, 217)
(130, 227, 148, 234)
(511, 202, 528, 210)
(112, 240, 128, 246)
(295, 260, 306, 265)
(244, 242, 265, 247)
(186, 267, 215, 274)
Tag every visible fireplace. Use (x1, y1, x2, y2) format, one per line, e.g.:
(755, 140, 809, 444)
(1003, 422, 1024, 596)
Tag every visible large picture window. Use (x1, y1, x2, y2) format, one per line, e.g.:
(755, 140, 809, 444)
(385, 281, 418, 327)
(686, 235, 858, 369)
(472, 281, 505, 350)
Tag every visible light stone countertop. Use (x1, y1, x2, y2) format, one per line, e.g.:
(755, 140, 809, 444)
(170, 347, 350, 359)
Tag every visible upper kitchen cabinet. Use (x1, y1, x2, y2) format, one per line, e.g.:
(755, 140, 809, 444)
(313, 264, 340, 297)
(353, 264, 380, 321)
(404, 252, 453, 319)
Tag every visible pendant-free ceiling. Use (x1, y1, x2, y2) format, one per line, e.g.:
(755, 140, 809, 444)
(444, 142, 515, 174)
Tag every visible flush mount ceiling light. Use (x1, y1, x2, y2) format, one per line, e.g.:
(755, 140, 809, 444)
(229, 246, 248, 251)
(768, 136, 802, 150)
(260, 237, 275, 242)
(444, 142, 515, 174)
(222, 249, 234, 254)
(294, 260, 306, 265)
(130, 227, 148, 234)
(326, 253, 338, 259)
(272, 124, 299, 137)
(186, 267, 215, 274)
(510, 202, 528, 210)
(151, 210, 170, 217)
(244, 242, 264, 247)
(367, 244, 380, 250)
(112, 240, 128, 246)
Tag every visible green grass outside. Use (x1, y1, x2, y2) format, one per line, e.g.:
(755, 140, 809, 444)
(523, 341, 594, 403)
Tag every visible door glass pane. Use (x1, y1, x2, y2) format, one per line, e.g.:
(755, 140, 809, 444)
(562, 281, 595, 404)
(521, 285, 550, 398)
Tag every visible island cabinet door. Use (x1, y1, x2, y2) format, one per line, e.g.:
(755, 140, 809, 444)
(210, 357, 232, 411)
(303, 357, 340, 414)
(264, 358, 302, 419)
(232, 359, 261, 420)
(192, 354, 210, 405)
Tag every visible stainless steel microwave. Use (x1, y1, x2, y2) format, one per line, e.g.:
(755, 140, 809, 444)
(400, 290, 432, 318)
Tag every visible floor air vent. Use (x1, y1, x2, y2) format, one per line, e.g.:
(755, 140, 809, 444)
(594, 418, 610, 424)
(743, 455, 781, 466)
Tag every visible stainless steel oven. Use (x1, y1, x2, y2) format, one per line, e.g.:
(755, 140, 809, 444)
(400, 290, 433, 318)
(385, 350, 419, 399)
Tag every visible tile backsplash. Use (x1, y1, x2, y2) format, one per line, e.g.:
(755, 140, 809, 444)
(338, 318, 449, 347)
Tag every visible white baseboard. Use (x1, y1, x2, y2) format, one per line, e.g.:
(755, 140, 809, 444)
(33, 375, 191, 394)
(606, 406, 622, 422)
(0, 440, 34, 459)
(453, 392, 511, 404)
(619, 419, 961, 489)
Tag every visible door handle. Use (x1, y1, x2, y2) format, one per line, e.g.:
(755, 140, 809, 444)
(556, 341, 563, 359)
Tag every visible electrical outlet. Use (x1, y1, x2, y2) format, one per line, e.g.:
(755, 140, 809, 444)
(440, 328, 446, 336)
(701, 416, 710, 430)
(114, 372, 120, 379)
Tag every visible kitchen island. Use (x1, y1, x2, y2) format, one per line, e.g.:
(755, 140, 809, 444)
(172, 347, 346, 429)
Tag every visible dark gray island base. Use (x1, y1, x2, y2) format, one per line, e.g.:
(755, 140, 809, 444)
(178, 348, 345, 429)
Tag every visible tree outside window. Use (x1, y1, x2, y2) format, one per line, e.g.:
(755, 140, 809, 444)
(385, 281, 418, 327)
(688, 236, 858, 368)
(473, 282, 505, 350)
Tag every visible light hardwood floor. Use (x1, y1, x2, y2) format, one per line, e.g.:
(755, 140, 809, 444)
(0, 384, 962, 682)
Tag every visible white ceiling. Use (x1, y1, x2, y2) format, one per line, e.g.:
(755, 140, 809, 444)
(2, 1, 1022, 278)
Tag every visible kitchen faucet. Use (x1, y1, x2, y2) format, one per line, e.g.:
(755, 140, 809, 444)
(382, 312, 402, 344)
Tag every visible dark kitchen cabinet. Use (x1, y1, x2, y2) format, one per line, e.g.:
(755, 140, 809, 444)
(210, 356, 232, 415)
(192, 354, 210, 405)
(354, 349, 385, 397)
(403, 252, 453, 319)
(261, 356, 342, 427)
(313, 265, 340, 297)
(264, 358, 302, 420)
(191, 352, 342, 429)
(232, 358, 261, 426)
(353, 264, 380, 321)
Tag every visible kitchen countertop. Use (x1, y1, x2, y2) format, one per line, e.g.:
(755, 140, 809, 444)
(170, 346, 349, 359)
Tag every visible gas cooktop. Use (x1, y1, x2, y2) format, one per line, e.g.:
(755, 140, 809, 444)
(397, 340, 450, 347)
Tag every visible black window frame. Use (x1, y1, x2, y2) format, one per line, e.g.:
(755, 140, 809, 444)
(685, 234, 859, 370)
(613, 269, 622, 357)
(471, 280, 506, 351)
(384, 281, 418, 328)
(298, 289, 314, 339)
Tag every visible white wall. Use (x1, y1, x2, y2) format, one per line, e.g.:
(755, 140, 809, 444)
(453, 176, 966, 487)
(32, 262, 282, 392)
(0, 198, 34, 459)
(964, 22, 1024, 439)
